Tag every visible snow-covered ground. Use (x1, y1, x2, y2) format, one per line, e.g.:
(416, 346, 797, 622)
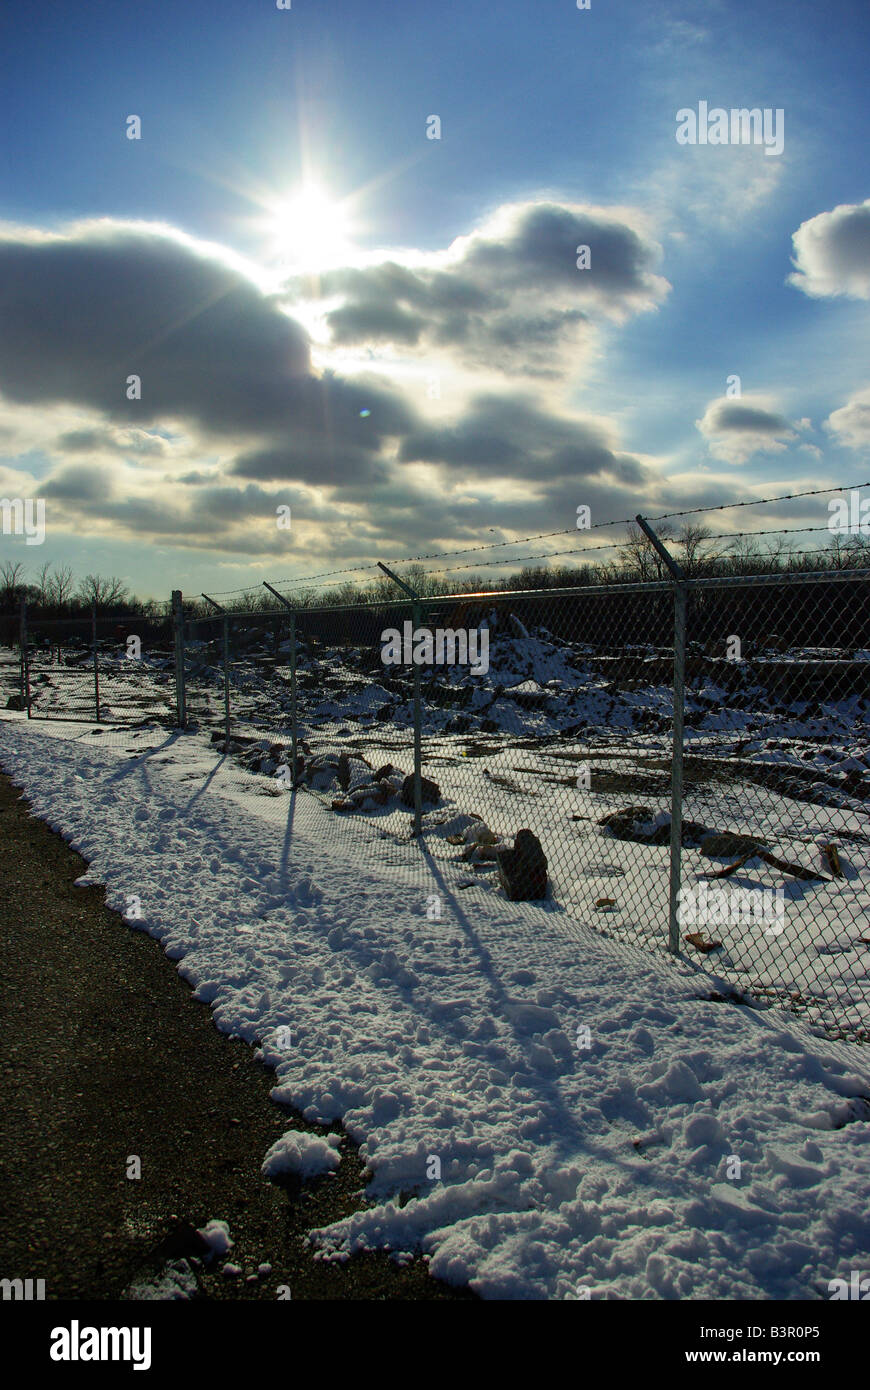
(0, 710, 869, 1299)
(6, 616, 868, 1042)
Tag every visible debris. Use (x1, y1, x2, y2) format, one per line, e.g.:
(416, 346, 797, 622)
(756, 849, 827, 882)
(684, 932, 723, 953)
(706, 854, 751, 878)
(823, 843, 843, 877)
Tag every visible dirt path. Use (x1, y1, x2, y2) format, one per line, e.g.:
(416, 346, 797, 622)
(0, 770, 473, 1301)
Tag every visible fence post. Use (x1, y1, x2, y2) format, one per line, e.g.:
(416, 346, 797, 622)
(222, 614, 231, 749)
(19, 599, 31, 718)
(262, 583, 298, 778)
(668, 580, 687, 954)
(290, 610, 298, 779)
(377, 563, 423, 836)
(171, 590, 186, 729)
(92, 602, 101, 722)
(202, 594, 231, 748)
(411, 599, 423, 835)
(636, 517, 686, 954)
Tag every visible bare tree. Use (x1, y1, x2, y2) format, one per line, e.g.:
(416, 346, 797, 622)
(77, 574, 129, 608)
(617, 521, 676, 580)
(674, 522, 716, 575)
(842, 533, 870, 567)
(49, 565, 75, 609)
(0, 560, 26, 610)
(34, 562, 54, 606)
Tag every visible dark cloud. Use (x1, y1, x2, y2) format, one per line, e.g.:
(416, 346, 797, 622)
(230, 437, 390, 486)
(0, 223, 416, 452)
(703, 402, 793, 435)
(0, 214, 676, 566)
(290, 202, 668, 370)
(327, 299, 426, 346)
(399, 393, 646, 484)
(42, 463, 113, 500)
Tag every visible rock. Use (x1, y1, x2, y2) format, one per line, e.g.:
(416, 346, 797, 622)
(496, 829, 548, 901)
(375, 704, 393, 721)
(5, 694, 25, 710)
(373, 764, 395, 781)
(400, 774, 440, 807)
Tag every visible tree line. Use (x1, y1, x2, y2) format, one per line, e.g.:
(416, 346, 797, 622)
(2, 523, 869, 620)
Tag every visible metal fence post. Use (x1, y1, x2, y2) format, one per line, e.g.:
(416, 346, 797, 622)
(668, 580, 687, 954)
(377, 564, 423, 836)
(92, 602, 101, 722)
(290, 610, 298, 779)
(222, 614, 231, 749)
(19, 599, 31, 718)
(262, 582, 298, 778)
(636, 517, 686, 954)
(201, 593, 232, 747)
(171, 590, 186, 729)
(411, 600, 423, 835)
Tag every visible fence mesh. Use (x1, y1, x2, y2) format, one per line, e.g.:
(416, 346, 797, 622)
(677, 575, 870, 1041)
(12, 611, 175, 723)
(4, 569, 868, 1042)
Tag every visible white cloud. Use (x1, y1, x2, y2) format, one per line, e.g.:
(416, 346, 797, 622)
(788, 199, 870, 300)
(824, 385, 870, 449)
(696, 394, 799, 464)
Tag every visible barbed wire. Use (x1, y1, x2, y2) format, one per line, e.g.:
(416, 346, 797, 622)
(647, 480, 870, 524)
(185, 542, 870, 612)
(205, 479, 870, 596)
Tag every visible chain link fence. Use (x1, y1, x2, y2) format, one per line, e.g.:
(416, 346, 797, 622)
(168, 569, 869, 1042)
(8, 605, 176, 723)
(4, 567, 869, 1041)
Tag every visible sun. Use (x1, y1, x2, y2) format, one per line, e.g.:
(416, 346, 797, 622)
(263, 184, 354, 271)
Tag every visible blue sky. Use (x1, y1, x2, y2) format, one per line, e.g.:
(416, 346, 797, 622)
(1, 0, 869, 600)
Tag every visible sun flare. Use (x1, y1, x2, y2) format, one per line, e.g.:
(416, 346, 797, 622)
(262, 184, 353, 270)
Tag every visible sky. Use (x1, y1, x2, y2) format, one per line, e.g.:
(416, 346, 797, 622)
(1, 0, 869, 602)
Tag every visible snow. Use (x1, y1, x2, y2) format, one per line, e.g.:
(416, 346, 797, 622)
(1, 665, 870, 1298)
(262, 1131, 341, 1178)
(196, 1219, 233, 1258)
(126, 1259, 199, 1301)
